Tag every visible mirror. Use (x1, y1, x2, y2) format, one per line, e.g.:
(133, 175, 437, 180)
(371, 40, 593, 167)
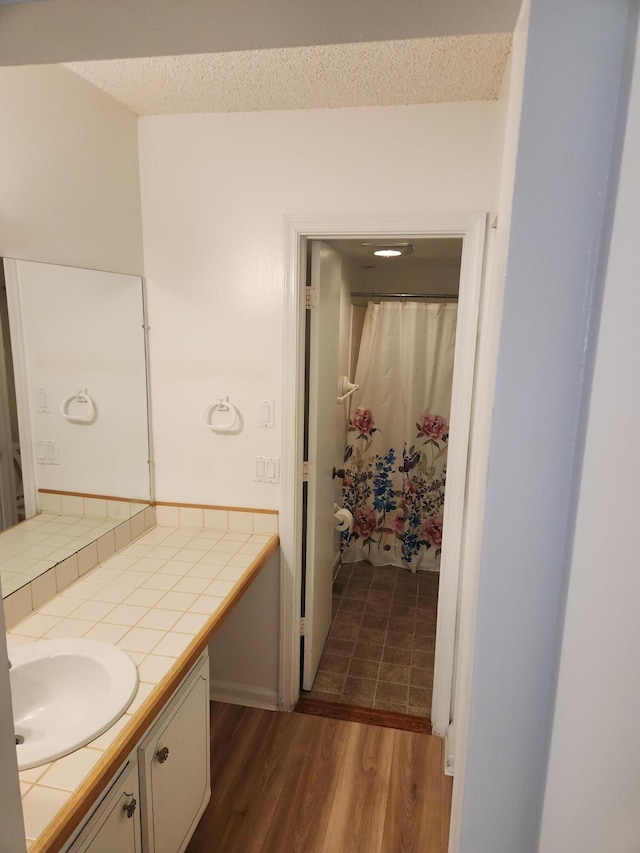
(0, 258, 151, 597)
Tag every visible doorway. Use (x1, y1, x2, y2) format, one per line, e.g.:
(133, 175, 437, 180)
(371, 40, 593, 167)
(279, 213, 487, 741)
(301, 237, 461, 722)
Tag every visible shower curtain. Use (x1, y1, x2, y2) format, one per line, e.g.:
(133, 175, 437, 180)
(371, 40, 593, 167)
(341, 301, 457, 572)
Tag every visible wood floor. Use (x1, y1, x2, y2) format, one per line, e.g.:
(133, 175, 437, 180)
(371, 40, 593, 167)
(186, 702, 452, 853)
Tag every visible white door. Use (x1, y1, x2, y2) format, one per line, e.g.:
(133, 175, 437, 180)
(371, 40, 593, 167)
(302, 241, 343, 690)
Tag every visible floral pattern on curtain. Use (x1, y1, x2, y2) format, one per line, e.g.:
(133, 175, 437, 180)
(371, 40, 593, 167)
(340, 301, 457, 572)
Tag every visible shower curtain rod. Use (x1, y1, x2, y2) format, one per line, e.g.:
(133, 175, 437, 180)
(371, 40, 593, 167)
(352, 292, 458, 301)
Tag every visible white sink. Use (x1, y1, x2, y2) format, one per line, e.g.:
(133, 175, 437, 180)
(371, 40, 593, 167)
(10, 638, 138, 770)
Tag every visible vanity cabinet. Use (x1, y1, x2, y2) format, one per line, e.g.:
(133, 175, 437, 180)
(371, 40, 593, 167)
(67, 761, 141, 853)
(138, 653, 211, 853)
(63, 652, 210, 853)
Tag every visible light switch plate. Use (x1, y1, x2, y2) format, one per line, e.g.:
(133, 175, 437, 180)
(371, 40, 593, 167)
(258, 400, 275, 428)
(254, 456, 279, 483)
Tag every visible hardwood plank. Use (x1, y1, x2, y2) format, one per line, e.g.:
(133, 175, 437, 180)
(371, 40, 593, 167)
(380, 729, 443, 852)
(260, 714, 350, 852)
(321, 721, 395, 852)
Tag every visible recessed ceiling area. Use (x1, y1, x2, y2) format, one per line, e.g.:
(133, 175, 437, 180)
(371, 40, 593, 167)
(65, 34, 511, 115)
(326, 238, 463, 270)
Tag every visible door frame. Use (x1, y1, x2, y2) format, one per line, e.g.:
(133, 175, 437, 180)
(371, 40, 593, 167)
(280, 213, 487, 738)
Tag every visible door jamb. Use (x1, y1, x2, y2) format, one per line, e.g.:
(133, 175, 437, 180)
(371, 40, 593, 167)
(280, 214, 487, 740)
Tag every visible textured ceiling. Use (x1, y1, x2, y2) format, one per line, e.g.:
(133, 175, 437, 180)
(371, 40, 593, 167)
(65, 34, 512, 116)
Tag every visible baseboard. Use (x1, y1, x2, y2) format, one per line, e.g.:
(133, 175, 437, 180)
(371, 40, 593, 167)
(210, 680, 279, 711)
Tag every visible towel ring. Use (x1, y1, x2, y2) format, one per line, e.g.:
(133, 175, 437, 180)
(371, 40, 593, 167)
(60, 389, 96, 424)
(202, 396, 240, 433)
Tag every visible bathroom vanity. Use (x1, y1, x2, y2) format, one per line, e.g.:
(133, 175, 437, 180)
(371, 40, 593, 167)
(8, 511, 279, 852)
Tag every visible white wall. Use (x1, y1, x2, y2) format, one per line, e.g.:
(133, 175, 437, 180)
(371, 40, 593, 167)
(0, 64, 143, 275)
(456, 1, 639, 850)
(209, 548, 280, 708)
(538, 20, 640, 852)
(138, 102, 502, 508)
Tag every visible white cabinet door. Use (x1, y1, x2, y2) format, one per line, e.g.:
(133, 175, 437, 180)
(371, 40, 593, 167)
(139, 655, 210, 853)
(67, 761, 141, 853)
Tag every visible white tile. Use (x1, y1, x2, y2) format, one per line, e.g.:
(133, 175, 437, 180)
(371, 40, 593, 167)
(107, 500, 131, 520)
(145, 545, 180, 561)
(21, 785, 71, 839)
(43, 618, 94, 639)
(3, 584, 32, 629)
(103, 553, 140, 570)
(55, 555, 79, 592)
(84, 622, 129, 644)
(172, 549, 206, 564)
(137, 609, 182, 631)
(38, 493, 62, 514)
(210, 540, 241, 554)
(205, 579, 236, 597)
(156, 561, 191, 577)
(222, 531, 251, 543)
(152, 632, 193, 658)
(189, 595, 225, 615)
(89, 714, 130, 750)
(112, 571, 154, 589)
(226, 554, 254, 569)
(91, 584, 131, 604)
(249, 533, 272, 544)
(179, 506, 203, 528)
(185, 562, 223, 580)
(217, 565, 249, 582)
(239, 542, 265, 556)
(83, 497, 108, 519)
(20, 780, 32, 796)
(11, 612, 60, 637)
(125, 588, 165, 607)
(113, 519, 131, 551)
(228, 511, 253, 533)
(120, 542, 153, 558)
(63, 580, 103, 600)
(19, 763, 51, 784)
(143, 506, 156, 530)
(77, 542, 99, 576)
(128, 681, 155, 713)
(203, 509, 228, 530)
(172, 612, 210, 634)
(252, 512, 279, 534)
(97, 531, 116, 563)
(127, 556, 166, 573)
(156, 590, 198, 611)
(155, 505, 180, 526)
(60, 495, 84, 516)
(137, 654, 176, 684)
(66, 600, 115, 622)
(102, 604, 149, 626)
(197, 551, 231, 566)
(118, 626, 165, 653)
(30, 569, 57, 609)
(125, 650, 146, 665)
(141, 574, 179, 591)
(38, 597, 81, 618)
(172, 576, 210, 594)
(130, 511, 146, 539)
(38, 747, 102, 791)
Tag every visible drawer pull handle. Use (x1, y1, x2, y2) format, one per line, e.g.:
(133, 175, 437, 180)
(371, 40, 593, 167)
(123, 797, 137, 819)
(156, 746, 170, 763)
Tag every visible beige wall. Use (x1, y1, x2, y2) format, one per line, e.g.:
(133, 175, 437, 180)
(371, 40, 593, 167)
(0, 64, 143, 275)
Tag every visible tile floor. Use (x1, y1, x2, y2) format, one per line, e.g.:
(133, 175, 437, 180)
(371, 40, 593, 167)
(303, 561, 439, 717)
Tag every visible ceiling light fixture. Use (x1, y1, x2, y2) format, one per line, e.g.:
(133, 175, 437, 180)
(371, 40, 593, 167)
(363, 241, 415, 259)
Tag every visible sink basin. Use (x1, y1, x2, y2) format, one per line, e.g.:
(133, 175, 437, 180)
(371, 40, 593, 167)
(10, 638, 138, 770)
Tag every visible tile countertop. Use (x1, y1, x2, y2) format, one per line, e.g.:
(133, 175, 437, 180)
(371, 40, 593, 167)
(5, 522, 279, 852)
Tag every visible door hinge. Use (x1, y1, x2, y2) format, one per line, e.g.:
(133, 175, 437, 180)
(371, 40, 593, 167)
(300, 617, 308, 636)
(302, 460, 310, 482)
(305, 285, 318, 310)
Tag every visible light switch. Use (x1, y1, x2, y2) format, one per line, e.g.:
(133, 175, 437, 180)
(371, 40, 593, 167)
(35, 441, 58, 464)
(37, 388, 50, 413)
(254, 456, 280, 483)
(258, 400, 275, 429)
